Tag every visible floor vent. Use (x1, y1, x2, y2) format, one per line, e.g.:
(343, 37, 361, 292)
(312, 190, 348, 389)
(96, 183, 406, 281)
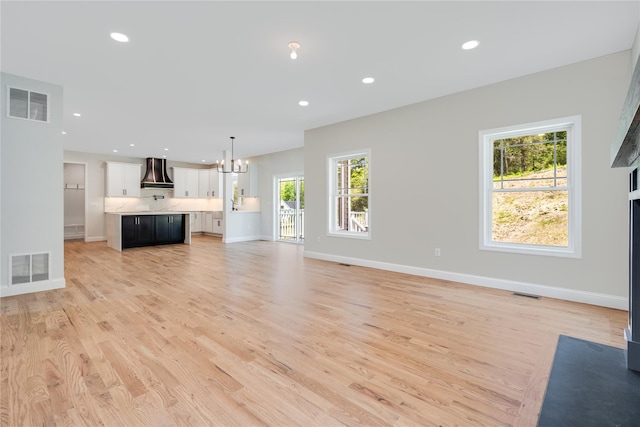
(513, 292, 541, 300)
(9, 252, 50, 285)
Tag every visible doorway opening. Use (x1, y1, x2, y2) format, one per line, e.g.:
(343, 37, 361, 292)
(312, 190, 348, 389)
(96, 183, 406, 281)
(277, 176, 304, 243)
(64, 162, 87, 241)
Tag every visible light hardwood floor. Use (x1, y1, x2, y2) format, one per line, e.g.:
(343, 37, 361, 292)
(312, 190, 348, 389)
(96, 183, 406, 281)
(1, 236, 628, 426)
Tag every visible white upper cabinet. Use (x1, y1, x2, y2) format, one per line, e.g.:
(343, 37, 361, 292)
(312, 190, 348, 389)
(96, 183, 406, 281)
(237, 164, 258, 197)
(198, 169, 221, 198)
(173, 167, 199, 198)
(106, 162, 141, 197)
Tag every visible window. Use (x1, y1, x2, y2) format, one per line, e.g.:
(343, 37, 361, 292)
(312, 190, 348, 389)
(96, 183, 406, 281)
(8, 87, 49, 122)
(479, 116, 581, 257)
(328, 151, 370, 238)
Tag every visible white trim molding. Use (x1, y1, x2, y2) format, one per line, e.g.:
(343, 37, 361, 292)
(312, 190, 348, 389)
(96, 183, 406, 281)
(303, 250, 627, 310)
(223, 235, 263, 244)
(479, 115, 582, 258)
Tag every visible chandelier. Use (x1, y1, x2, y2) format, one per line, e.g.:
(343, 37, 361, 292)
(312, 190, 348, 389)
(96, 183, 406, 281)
(216, 136, 248, 174)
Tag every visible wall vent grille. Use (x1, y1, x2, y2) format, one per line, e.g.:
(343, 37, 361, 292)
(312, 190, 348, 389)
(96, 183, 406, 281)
(9, 253, 50, 285)
(512, 292, 541, 300)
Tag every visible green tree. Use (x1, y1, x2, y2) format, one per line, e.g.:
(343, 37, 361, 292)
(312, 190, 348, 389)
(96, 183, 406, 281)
(279, 179, 304, 209)
(349, 157, 368, 212)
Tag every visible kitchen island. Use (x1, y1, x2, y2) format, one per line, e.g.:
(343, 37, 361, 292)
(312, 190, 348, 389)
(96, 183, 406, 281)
(106, 212, 192, 251)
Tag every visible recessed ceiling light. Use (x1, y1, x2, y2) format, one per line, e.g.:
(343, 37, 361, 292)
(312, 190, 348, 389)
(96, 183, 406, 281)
(202, 160, 206, 163)
(162, 155, 167, 158)
(73, 112, 81, 117)
(362, 77, 375, 84)
(298, 100, 309, 107)
(461, 40, 479, 50)
(129, 143, 135, 147)
(164, 148, 169, 151)
(113, 149, 118, 153)
(62, 131, 67, 135)
(110, 32, 129, 43)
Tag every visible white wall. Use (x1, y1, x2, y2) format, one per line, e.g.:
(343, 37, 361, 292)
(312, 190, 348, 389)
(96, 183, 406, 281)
(304, 52, 632, 309)
(631, 25, 640, 73)
(1, 73, 65, 296)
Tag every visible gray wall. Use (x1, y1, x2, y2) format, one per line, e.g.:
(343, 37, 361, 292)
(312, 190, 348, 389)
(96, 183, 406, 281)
(1, 73, 65, 296)
(304, 52, 632, 307)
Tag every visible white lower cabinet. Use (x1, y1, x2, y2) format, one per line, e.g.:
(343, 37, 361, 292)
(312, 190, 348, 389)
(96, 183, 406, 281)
(190, 211, 203, 233)
(203, 212, 214, 233)
(203, 211, 223, 235)
(212, 218, 223, 234)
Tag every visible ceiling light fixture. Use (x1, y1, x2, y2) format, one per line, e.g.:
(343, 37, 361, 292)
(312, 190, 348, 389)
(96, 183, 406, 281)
(110, 32, 129, 43)
(216, 136, 248, 174)
(288, 41, 300, 60)
(362, 77, 375, 84)
(113, 149, 118, 153)
(129, 143, 135, 147)
(298, 100, 309, 107)
(73, 112, 81, 117)
(62, 131, 67, 135)
(461, 40, 479, 50)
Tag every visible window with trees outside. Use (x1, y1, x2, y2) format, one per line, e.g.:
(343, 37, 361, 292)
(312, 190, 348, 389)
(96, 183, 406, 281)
(328, 151, 370, 238)
(479, 116, 581, 257)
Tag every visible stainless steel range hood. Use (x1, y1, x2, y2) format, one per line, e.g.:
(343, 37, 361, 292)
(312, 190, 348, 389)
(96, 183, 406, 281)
(141, 158, 173, 188)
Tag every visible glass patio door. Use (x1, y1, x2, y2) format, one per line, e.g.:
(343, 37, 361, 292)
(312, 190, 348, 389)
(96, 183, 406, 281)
(277, 176, 304, 243)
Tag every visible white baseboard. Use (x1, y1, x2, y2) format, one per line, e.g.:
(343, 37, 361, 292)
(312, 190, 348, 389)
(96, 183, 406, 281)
(85, 236, 106, 242)
(223, 235, 263, 243)
(303, 251, 628, 310)
(0, 278, 66, 298)
(259, 235, 275, 241)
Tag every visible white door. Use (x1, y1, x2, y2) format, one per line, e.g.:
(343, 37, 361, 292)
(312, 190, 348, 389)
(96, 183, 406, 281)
(277, 176, 304, 243)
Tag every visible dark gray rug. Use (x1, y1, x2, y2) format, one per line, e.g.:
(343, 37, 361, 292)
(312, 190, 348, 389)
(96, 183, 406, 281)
(537, 335, 640, 426)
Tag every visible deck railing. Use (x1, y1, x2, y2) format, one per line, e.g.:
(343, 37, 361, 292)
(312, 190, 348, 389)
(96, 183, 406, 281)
(279, 209, 368, 238)
(279, 209, 304, 240)
(349, 212, 368, 232)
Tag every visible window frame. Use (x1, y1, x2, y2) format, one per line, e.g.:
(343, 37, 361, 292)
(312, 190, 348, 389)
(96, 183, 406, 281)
(327, 149, 371, 239)
(479, 116, 582, 258)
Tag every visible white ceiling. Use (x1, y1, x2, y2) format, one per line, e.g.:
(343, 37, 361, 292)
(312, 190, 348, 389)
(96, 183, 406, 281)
(2, 1, 639, 164)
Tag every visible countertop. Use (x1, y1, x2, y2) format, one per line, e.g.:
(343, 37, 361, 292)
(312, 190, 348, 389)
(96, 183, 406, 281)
(106, 211, 199, 216)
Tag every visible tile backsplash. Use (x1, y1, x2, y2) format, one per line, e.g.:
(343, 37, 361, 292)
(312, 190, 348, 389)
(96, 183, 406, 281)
(104, 189, 223, 212)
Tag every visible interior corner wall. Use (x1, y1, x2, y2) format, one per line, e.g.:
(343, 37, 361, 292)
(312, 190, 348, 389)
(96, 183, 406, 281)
(304, 51, 632, 308)
(1, 73, 65, 296)
(254, 147, 304, 240)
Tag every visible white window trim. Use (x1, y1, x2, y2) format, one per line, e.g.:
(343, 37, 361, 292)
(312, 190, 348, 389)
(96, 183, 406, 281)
(327, 149, 371, 239)
(479, 116, 582, 258)
(6, 85, 50, 123)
